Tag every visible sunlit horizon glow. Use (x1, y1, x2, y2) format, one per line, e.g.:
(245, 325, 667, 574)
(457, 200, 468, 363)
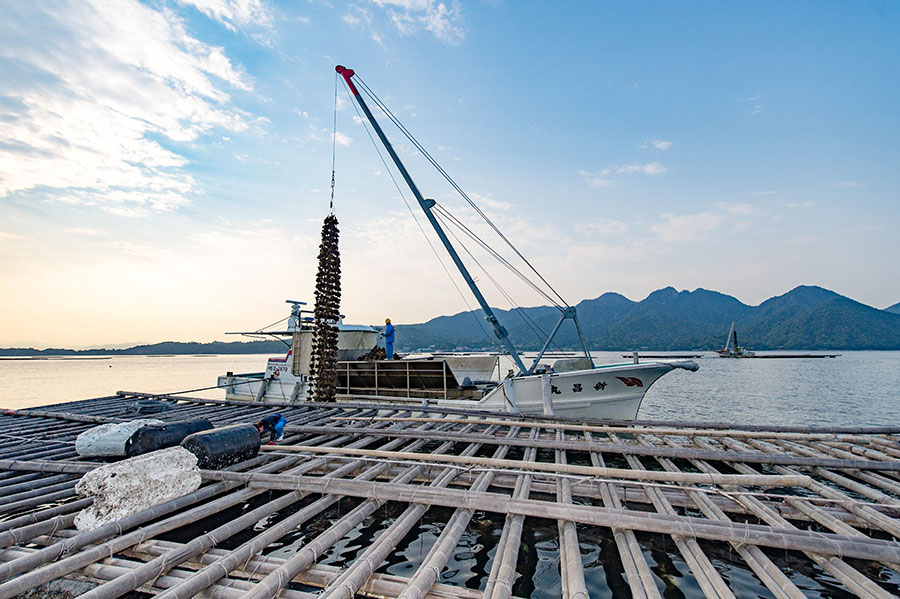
(1, 1, 898, 349)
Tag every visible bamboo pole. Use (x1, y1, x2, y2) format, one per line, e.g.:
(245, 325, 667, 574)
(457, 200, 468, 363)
(482, 430, 539, 599)
(265, 423, 900, 471)
(237, 422, 487, 599)
(689, 436, 897, 599)
(128, 539, 483, 599)
(317, 425, 498, 599)
(648, 434, 806, 599)
(608, 432, 735, 599)
(583, 432, 660, 599)
(555, 428, 588, 599)
(397, 427, 519, 599)
(202, 469, 900, 563)
(148, 418, 440, 599)
(258, 443, 810, 487)
(0, 454, 300, 598)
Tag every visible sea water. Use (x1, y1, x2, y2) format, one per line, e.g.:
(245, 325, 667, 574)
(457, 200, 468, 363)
(2, 351, 898, 426)
(3, 351, 900, 598)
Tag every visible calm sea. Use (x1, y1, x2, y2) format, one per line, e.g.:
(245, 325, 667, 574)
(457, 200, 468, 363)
(1, 350, 898, 426)
(3, 350, 900, 598)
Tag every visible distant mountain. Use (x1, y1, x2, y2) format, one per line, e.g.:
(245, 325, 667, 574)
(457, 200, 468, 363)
(0, 340, 286, 357)
(5, 286, 899, 355)
(396, 285, 900, 351)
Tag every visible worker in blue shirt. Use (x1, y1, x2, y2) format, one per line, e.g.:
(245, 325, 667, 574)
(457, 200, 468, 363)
(382, 318, 395, 359)
(255, 413, 286, 444)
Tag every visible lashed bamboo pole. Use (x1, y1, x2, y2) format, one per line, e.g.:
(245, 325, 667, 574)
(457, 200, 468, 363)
(608, 432, 735, 599)
(583, 432, 660, 599)
(237, 422, 487, 599)
(0, 547, 318, 599)
(263, 423, 900, 471)
(396, 427, 519, 599)
(128, 539, 483, 599)
(333, 416, 900, 443)
(0, 454, 299, 598)
(775, 439, 900, 503)
(689, 436, 897, 599)
(482, 430, 539, 599)
(203, 468, 900, 563)
(555, 428, 588, 599)
(317, 425, 499, 599)
(259, 443, 810, 487)
(148, 417, 441, 599)
(647, 434, 806, 599)
(0, 497, 91, 536)
(732, 437, 900, 539)
(315, 459, 877, 528)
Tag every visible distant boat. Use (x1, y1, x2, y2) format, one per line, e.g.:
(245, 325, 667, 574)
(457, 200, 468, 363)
(715, 322, 755, 357)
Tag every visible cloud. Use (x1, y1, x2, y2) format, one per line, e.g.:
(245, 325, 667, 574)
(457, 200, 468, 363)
(641, 139, 672, 151)
(738, 93, 764, 115)
(785, 201, 815, 208)
(360, 0, 464, 45)
(177, 0, 273, 32)
(650, 212, 725, 243)
(577, 219, 628, 236)
(717, 202, 756, 216)
(332, 132, 353, 146)
(0, 0, 253, 214)
(835, 181, 864, 188)
(581, 162, 667, 188)
(748, 190, 776, 196)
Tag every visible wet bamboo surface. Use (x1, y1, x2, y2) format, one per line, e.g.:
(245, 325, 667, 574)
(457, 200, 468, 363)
(0, 393, 899, 598)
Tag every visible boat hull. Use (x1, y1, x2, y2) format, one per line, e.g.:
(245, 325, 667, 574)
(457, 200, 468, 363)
(218, 359, 697, 421)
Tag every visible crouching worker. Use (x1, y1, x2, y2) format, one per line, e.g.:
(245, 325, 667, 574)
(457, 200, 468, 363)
(255, 413, 286, 445)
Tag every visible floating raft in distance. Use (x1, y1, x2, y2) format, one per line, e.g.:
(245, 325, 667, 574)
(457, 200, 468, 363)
(625, 353, 841, 359)
(0, 392, 899, 599)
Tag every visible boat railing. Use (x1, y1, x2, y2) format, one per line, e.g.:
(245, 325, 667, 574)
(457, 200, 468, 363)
(334, 359, 474, 401)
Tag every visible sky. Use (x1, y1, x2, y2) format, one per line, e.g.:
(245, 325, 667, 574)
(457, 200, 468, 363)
(1, 1, 898, 348)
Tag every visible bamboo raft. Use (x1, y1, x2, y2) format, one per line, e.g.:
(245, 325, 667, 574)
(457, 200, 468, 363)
(1, 393, 900, 598)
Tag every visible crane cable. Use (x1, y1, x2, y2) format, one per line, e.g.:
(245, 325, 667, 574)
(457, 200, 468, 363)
(354, 75, 569, 310)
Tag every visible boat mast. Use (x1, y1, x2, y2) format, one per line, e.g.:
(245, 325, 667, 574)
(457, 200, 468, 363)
(336, 65, 528, 375)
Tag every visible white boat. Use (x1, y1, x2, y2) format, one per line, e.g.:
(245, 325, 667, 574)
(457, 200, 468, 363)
(218, 66, 699, 420)
(219, 307, 696, 419)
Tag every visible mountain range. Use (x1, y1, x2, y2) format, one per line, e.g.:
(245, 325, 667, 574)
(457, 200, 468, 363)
(395, 285, 900, 351)
(2, 285, 898, 356)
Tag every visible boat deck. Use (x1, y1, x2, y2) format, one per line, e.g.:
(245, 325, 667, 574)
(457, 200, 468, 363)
(1, 392, 900, 598)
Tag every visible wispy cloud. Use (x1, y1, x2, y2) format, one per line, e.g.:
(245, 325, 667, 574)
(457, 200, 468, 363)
(177, 0, 273, 32)
(748, 190, 777, 197)
(650, 212, 725, 243)
(332, 132, 353, 146)
(345, 0, 465, 45)
(738, 93, 764, 115)
(0, 0, 253, 215)
(835, 181, 865, 188)
(641, 139, 672, 151)
(785, 201, 815, 208)
(580, 162, 667, 188)
(717, 202, 756, 216)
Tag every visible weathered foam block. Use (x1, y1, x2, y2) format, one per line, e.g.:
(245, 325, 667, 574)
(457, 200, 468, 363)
(75, 419, 163, 457)
(74, 446, 201, 530)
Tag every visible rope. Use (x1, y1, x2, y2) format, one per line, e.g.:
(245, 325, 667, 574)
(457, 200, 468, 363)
(355, 76, 569, 309)
(330, 73, 338, 212)
(337, 76, 498, 351)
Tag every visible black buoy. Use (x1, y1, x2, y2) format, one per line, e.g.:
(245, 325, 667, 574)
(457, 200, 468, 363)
(125, 418, 214, 457)
(181, 424, 260, 469)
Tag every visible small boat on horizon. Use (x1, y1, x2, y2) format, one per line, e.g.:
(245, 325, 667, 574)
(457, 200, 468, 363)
(716, 321, 756, 357)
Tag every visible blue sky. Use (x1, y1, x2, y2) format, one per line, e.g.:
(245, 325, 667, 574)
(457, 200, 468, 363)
(1, 1, 898, 348)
